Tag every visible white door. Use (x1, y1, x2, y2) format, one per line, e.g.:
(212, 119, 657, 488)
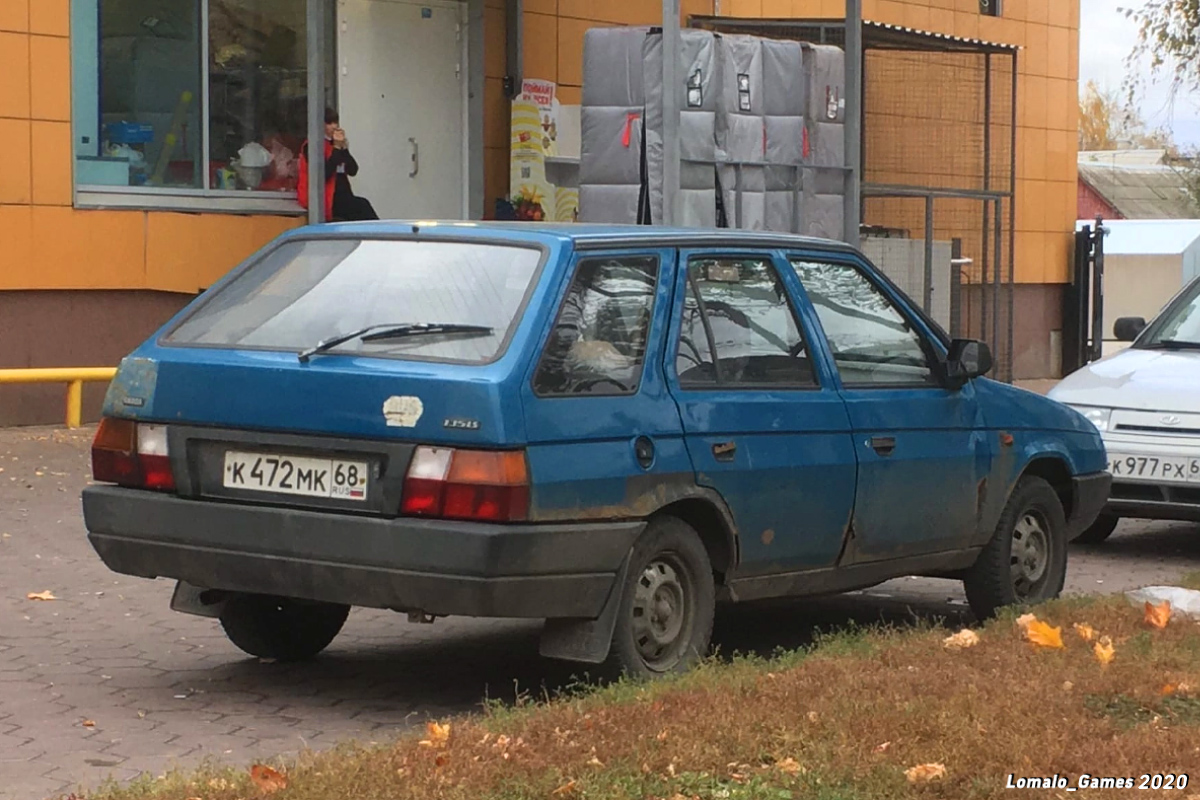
(338, 0, 466, 219)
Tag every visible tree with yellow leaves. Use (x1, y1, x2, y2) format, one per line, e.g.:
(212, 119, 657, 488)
(1078, 80, 1174, 152)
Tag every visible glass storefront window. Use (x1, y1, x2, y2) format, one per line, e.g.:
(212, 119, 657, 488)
(73, 1, 204, 188)
(208, 1, 308, 193)
(70, 0, 334, 201)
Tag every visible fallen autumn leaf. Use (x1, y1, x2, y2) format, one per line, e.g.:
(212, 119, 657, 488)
(419, 720, 451, 748)
(26, 591, 57, 601)
(1145, 601, 1172, 630)
(1093, 636, 1115, 666)
(776, 757, 803, 775)
(942, 629, 980, 649)
(249, 764, 287, 794)
(905, 763, 947, 784)
(551, 780, 577, 796)
(1023, 619, 1065, 649)
(1073, 622, 1097, 641)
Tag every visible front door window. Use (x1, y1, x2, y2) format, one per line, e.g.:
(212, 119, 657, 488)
(790, 259, 938, 387)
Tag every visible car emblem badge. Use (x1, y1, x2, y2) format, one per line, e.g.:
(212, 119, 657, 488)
(1161, 415, 1182, 426)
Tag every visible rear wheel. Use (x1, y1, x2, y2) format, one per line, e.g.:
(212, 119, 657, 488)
(219, 595, 349, 661)
(963, 476, 1067, 620)
(606, 516, 715, 680)
(1073, 512, 1119, 545)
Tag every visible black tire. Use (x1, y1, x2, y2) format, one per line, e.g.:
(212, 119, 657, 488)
(1073, 512, 1119, 545)
(219, 595, 349, 661)
(606, 516, 715, 680)
(963, 476, 1067, 620)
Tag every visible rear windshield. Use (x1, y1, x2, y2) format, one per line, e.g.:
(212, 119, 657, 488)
(163, 238, 543, 363)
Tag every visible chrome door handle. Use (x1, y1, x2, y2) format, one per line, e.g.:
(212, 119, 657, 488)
(409, 137, 419, 178)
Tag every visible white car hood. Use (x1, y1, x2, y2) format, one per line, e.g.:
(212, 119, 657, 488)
(1050, 348, 1200, 413)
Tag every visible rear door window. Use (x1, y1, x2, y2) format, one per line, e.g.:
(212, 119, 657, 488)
(533, 255, 660, 396)
(675, 256, 818, 388)
(163, 238, 543, 364)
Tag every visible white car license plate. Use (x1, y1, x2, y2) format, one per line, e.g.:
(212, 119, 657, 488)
(222, 451, 369, 501)
(1107, 453, 1200, 485)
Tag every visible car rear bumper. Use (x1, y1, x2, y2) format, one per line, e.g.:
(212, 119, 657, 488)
(1068, 472, 1113, 536)
(82, 486, 643, 619)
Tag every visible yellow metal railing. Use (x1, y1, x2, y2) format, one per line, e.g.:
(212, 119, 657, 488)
(0, 368, 118, 429)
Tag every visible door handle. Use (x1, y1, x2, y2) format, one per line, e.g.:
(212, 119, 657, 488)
(409, 137, 419, 178)
(869, 436, 896, 457)
(712, 441, 737, 462)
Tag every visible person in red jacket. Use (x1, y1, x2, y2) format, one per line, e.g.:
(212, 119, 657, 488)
(298, 107, 379, 221)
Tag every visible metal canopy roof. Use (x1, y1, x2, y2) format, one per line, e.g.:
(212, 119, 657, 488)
(689, 16, 1019, 54)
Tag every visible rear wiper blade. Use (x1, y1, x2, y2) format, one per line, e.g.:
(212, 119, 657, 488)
(1143, 340, 1200, 351)
(298, 323, 493, 362)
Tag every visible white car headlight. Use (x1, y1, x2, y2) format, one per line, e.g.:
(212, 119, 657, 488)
(1070, 406, 1112, 433)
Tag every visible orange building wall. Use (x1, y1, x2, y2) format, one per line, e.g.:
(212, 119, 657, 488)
(1, 0, 1077, 294)
(0, 0, 301, 295)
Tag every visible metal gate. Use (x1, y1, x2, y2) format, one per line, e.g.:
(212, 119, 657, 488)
(1063, 218, 1107, 375)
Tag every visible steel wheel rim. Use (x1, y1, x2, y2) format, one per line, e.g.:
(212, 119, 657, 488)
(630, 555, 693, 671)
(1010, 511, 1050, 598)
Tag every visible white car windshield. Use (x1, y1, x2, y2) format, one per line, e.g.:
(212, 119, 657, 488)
(164, 239, 543, 363)
(1141, 279, 1200, 349)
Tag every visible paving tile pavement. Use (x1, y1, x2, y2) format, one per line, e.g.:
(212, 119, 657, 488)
(1, 425, 1198, 800)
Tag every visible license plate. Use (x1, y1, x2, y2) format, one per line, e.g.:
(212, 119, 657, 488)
(222, 451, 369, 501)
(1107, 453, 1200, 484)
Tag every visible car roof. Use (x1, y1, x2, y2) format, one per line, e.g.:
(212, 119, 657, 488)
(288, 220, 858, 253)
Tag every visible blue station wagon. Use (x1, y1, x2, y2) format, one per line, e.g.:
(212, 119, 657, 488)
(83, 223, 1111, 678)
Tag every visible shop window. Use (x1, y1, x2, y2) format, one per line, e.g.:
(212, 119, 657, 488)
(979, 0, 1002, 16)
(70, 0, 335, 210)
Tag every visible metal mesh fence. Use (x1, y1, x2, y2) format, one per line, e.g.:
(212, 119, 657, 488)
(861, 44, 1017, 380)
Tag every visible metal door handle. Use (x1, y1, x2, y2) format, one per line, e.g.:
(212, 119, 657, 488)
(712, 441, 737, 462)
(869, 436, 896, 457)
(409, 137, 419, 178)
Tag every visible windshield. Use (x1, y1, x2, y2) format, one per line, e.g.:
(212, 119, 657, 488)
(163, 239, 543, 363)
(1139, 279, 1200, 349)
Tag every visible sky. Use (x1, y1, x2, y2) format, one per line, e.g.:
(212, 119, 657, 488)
(1079, 0, 1200, 148)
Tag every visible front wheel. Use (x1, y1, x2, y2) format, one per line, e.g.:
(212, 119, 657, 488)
(606, 516, 715, 680)
(963, 476, 1067, 620)
(219, 595, 349, 661)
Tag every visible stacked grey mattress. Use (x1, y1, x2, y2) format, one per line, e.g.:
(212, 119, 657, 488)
(579, 27, 848, 238)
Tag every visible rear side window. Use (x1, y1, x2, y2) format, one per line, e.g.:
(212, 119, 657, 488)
(676, 257, 817, 388)
(533, 256, 659, 396)
(163, 238, 543, 364)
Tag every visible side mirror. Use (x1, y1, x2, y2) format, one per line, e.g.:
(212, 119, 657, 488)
(944, 339, 993, 386)
(1113, 317, 1147, 342)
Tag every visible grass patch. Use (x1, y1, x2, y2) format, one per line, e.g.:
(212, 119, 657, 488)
(71, 595, 1200, 800)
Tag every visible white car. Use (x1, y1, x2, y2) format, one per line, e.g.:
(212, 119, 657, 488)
(1049, 275, 1200, 542)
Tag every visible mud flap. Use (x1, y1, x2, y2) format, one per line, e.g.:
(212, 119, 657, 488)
(169, 580, 227, 618)
(538, 552, 632, 664)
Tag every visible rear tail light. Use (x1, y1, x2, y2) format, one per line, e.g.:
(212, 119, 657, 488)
(91, 418, 176, 491)
(401, 446, 528, 522)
